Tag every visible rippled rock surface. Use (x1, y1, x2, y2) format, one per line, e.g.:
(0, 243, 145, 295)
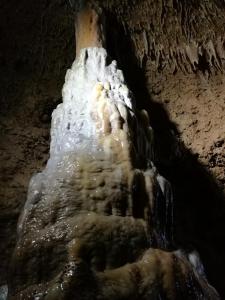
(8, 48, 219, 299)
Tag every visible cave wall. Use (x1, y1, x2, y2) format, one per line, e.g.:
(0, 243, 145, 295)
(0, 0, 74, 287)
(0, 0, 225, 298)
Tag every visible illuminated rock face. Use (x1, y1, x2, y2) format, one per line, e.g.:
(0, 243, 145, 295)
(8, 48, 219, 300)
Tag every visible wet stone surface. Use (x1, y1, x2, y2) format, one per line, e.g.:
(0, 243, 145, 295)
(8, 48, 220, 299)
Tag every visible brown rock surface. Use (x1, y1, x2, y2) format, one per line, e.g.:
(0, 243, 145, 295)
(75, 5, 105, 56)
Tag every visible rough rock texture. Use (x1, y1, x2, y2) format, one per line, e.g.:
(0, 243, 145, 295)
(0, 0, 74, 289)
(8, 48, 219, 300)
(94, 2, 225, 296)
(0, 0, 225, 298)
(145, 68, 225, 300)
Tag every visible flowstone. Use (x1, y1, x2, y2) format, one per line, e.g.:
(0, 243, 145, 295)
(8, 48, 219, 299)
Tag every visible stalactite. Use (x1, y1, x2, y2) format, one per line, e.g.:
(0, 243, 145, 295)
(75, 0, 225, 73)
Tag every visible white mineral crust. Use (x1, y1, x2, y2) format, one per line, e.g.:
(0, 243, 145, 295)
(50, 48, 135, 158)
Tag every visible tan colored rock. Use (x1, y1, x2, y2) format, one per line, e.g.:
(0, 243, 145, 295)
(75, 5, 105, 56)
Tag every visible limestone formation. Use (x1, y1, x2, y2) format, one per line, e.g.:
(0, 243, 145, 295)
(1, 0, 225, 299)
(7, 46, 220, 299)
(5, 2, 223, 299)
(70, 0, 225, 72)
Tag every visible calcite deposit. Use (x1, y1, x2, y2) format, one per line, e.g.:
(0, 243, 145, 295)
(7, 47, 220, 299)
(1, 1, 225, 299)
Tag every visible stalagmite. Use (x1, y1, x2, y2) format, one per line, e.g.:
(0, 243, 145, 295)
(8, 4, 220, 300)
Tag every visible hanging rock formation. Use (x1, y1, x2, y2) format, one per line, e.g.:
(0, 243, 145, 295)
(7, 4, 221, 300)
(71, 0, 225, 72)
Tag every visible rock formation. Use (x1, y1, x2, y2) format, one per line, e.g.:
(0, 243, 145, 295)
(7, 5, 220, 299)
